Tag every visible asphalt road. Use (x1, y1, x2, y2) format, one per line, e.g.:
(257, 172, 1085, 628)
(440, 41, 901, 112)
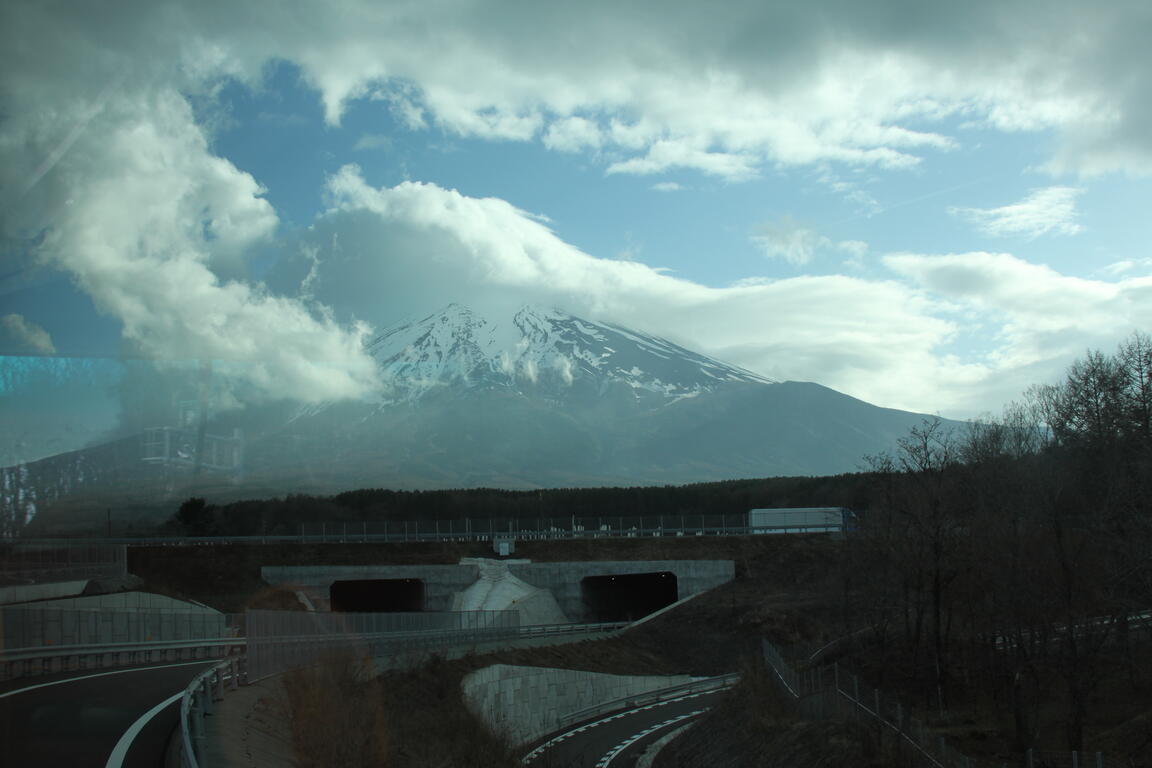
(524, 688, 725, 768)
(0, 660, 215, 768)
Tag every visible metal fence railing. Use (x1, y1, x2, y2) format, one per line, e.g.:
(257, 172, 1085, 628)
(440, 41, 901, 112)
(10, 514, 844, 548)
(0, 543, 126, 584)
(760, 638, 1126, 768)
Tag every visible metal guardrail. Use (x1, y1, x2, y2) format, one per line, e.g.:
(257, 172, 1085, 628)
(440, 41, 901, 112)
(178, 619, 632, 767)
(180, 656, 244, 768)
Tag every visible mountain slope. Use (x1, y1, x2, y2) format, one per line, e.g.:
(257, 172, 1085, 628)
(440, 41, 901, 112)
(260, 304, 947, 487)
(2, 304, 954, 519)
(364, 303, 773, 403)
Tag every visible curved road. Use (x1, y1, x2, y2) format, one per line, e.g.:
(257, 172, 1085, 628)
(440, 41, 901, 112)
(523, 688, 725, 768)
(0, 660, 215, 768)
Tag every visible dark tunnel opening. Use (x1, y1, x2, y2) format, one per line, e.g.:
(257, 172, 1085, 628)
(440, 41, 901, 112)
(330, 578, 425, 612)
(580, 571, 678, 622)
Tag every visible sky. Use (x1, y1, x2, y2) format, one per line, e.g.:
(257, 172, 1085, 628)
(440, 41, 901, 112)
(2, 0, 1151, 419)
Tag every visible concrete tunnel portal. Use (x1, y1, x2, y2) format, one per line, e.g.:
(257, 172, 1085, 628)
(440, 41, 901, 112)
(330, 578, 425, 612)
(580, 571, 678, 622)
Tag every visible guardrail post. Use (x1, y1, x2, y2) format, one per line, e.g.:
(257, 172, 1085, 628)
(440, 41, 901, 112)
(190, 694, 204, 764)
(202, 678, 215, 716)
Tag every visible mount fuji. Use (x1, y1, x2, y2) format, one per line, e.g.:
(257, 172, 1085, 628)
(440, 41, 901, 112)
(1, 303, 952, 526)
(256, 303, 944, 489)
(365, 303, 772, 403)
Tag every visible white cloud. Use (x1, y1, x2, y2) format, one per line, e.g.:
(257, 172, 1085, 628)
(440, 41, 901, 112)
(279, 167, 980, 413)
(884, 251, 1152, 374)
(1101, 257, 1152, 277)
(0, 9, 381, 403)
(1, 314, 56, 354)
(752, 217, 829, 266)
(4, 0, 1151, 417)
(542, 116, 602, 152)
(353, 133, 392, 151)
(4, 0, 1151, 204)
(282, 169, 1152, 416)
(651, 182, 683, 192)
(950, 187, 1084, 239)
(751, 219, 866, 266)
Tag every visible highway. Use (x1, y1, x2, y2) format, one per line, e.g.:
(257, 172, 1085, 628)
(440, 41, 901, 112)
(523, 688, 724, 767)
(0, 660, 215, 768)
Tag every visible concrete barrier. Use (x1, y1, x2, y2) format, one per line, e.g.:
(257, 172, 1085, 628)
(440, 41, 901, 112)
(461, 663, 694, 745)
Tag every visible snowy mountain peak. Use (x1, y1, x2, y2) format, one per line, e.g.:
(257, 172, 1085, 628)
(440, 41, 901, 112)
(366, 304, 774, 402)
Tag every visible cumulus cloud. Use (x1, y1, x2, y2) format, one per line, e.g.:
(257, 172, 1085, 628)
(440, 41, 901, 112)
(1, 314, 56, 354)
(950, 187, 1084, 239)
(272, 166, 987, 412)
(6, 0, 1143, 188)
(1, 3, 380, 403)
(884, 251, 1152, 371)
(542, 117, 603, 152)
(752, 218, 869, 267)
(4, 0, 1150, 417)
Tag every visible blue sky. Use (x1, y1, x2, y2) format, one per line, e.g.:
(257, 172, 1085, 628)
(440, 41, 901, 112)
(2, 0, 1151, 423)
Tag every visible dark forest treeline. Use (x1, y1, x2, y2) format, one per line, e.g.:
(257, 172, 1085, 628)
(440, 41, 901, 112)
(843, 332, 1152, 755)
(167, 473, 874, 537)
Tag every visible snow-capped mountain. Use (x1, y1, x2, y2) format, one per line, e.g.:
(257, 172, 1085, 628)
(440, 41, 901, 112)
(366, 303, 774, 402)
(2, 303, 958, 520)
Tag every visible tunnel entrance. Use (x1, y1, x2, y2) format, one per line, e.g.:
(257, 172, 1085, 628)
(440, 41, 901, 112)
(330, 578, 425, 612)
(580, 571, 678, 622)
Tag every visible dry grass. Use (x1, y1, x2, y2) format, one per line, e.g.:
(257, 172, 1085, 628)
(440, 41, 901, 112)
(282, 651, 390, 767)
(375, 653, 520, 768)
(656, 657, 899, 768)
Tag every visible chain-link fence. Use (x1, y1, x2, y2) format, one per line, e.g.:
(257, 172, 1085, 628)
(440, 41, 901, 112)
(296, 512, 844, 543)
(760, 638, 1126, 768)
(245, 608, 520, 680)
(0, 543, 126, 584)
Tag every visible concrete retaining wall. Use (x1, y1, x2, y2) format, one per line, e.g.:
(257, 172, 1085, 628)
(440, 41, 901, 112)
(263, 559, 734, 621)
(262, 564, 478, 612)
(461, 663, 694, 745)
(507, 560, 734, 621)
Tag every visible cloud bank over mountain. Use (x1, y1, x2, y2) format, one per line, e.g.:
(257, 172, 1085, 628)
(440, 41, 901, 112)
(3, 0, 1150, 416)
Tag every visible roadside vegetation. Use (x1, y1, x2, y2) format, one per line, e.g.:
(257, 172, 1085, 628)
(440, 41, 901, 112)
(834, 333, 1152, 761)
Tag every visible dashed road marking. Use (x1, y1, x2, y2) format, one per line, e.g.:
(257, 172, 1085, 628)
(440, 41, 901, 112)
(522, 689, 716, 764)
(594, 709, 706, 767)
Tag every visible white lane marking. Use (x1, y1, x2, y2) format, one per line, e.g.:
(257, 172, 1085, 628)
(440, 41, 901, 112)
(0, 660, 213, 699)
(522, 690, 719, 764)
(104, 691, 183, 768)
(595, 709, 706, 768)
